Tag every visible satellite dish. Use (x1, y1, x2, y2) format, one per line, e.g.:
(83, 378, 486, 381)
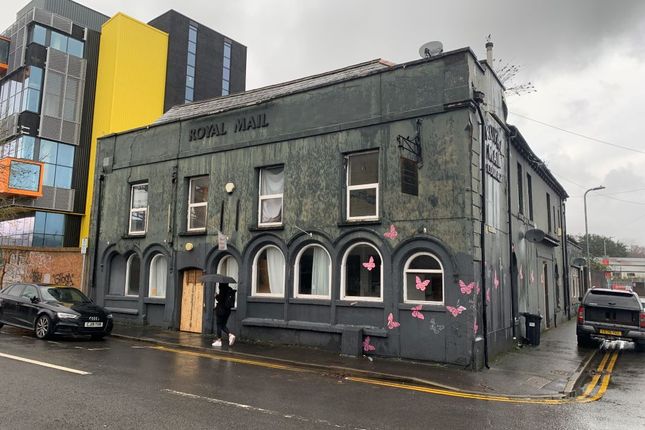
(524, 229, 545, 243)
(419, 41, 443, 59)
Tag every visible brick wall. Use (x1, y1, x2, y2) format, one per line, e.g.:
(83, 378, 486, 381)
(0, 246, 84, 290)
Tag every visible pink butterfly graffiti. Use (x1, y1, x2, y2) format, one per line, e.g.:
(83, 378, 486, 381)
(386, 312, 400, 330)
(446, 305, 467, 317)
(384, 224, 398, 239)
(362, 336, 376, 352)
(362, 256, 375, 271)
(416, 276, 430, 292)
(494, 270, 500, 289)
(411, 305, 425, 320)
(459, 280, 476, 295)
(486, 288, 491, 303)
(519, 264, 524, 281)
(474, 320, 479, 334)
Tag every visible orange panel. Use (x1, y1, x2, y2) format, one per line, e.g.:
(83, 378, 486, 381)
(0, 157, 44, 198)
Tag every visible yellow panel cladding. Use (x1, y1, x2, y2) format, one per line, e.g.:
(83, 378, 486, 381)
(80, 13, 168, 243)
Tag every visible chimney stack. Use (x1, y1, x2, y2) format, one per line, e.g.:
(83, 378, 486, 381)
(486, 40, 494, 65)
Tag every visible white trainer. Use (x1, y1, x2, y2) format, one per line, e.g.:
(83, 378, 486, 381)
(228, 333, 236, 346)
(212, 339, 222, 347)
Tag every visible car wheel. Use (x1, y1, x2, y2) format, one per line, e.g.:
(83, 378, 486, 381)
(577, 334, 594, 348)
(35, 315, 52, 339)
(90, 334, 105, 341)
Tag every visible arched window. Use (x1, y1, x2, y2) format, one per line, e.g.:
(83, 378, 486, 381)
(252, 245, 285, 297)
(148, 254, 167, 298)
(125, 254, 141, 297)
(108, 254, 126, 295)
(403, 252, 444, 304)
(217, 255, 239, 307)
(294, 244, 331, 299)
(341, 242, 382, 301)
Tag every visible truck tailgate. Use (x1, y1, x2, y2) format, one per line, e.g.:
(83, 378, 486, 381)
(585, 306, 640, 327)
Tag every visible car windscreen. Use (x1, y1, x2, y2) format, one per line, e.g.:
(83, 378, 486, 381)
(41, 287, 91, 304)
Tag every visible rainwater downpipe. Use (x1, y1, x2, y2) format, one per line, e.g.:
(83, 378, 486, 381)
(505, 127, 517, 341)
(90, 174, 104, 301)
(474, 97, 489, 369)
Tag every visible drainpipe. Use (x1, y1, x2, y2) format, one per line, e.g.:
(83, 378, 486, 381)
(505, 127, 517, 340)
(90, 174, 104, 302)
(561, 202, 571, 319)
(474, 95, 489, 369)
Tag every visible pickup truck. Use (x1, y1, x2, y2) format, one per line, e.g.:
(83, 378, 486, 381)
(577, 288, 645, 351)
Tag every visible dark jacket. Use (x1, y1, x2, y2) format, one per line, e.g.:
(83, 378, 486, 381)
(215, 283, 234, 317)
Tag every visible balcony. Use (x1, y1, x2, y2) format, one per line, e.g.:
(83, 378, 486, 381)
(0, 157, 43, 198)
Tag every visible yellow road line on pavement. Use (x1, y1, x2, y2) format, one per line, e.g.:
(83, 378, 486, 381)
(580, 351, 611, 397)
(348, 350, 621, 406)
(151, 344, 619, 406)
(152, 345, 311, 373)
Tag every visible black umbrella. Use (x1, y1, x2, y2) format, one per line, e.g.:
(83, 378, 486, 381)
(201, 274, 237, 284)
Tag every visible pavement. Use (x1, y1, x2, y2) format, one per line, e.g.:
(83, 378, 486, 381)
(111, 318, 596, 399)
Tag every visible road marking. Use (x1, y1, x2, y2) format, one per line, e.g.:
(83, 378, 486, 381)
(152, 345, 313, 373)
(163, 389, 367, 430)
(153, 344, 620, 406)
(347, 350, 621, 406)
(0, 352, 91, 375)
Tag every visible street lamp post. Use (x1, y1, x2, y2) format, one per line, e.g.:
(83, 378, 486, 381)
(584, 185, 605, 291)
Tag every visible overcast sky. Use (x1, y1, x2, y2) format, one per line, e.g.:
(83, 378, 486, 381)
(3, 0, 645, 247)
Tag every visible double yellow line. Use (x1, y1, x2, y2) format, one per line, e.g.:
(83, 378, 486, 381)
(347, 350, 619, 405)
(151, 344, 618, 406)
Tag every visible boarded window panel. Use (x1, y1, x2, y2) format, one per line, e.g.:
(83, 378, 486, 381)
(400, 157, 418, 196)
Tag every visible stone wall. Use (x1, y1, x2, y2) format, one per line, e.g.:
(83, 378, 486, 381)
(0, 246, 84, 290)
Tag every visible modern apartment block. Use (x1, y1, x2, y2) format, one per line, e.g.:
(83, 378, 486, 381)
(0, 0, 247, 253)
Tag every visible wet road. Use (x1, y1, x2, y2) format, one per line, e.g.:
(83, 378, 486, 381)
(0, 327, 643, 430)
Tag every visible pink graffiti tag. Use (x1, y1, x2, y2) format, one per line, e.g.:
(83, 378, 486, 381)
(446, 305, 467, 317)
(494, 270, 500, 289)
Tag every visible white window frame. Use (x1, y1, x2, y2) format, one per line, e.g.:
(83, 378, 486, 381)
(294, 244, 332, 300)
(187, 176, 208, 231)
(346, 151, 379, 221)
(148, 253, 167, 299)
(403, 252, 445, 305)
(340, 242, 383, 302)
(258, 166, 284, 227)
(125, 254, 140, 297)
(251, 245, 285, 297)
(128, 183, 148, 235)
(217, 255, 239, 308)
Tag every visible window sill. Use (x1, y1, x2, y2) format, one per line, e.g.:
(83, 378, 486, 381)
(335, 300, 384, 309)
(122, 234, 146, 239)
(143, 297, 166, 304)
(105, 295, 139, 301)
(248, 225, 284, 232)
(247, 296, 285, 304)
(398, 303, 446, 312)
(337, 220, 381, 228)
(289, 297, 332, 305)
(178, 230, 207, 237)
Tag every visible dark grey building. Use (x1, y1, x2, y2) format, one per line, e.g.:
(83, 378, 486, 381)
(148, 10, 247, 112)
(91, 47, 569, 368)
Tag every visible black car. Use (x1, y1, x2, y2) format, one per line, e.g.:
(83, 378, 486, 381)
(0, 284, 113, 340)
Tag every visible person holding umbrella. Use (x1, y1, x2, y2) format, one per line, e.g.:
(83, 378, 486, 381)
(202, 274, 237, 347)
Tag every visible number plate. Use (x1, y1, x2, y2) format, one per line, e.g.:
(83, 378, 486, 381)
(599, 329, 621, 336)
(84, 322, 103, 328)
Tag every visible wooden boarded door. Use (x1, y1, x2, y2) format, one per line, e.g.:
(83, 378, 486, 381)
(180, 269, 204, 333)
